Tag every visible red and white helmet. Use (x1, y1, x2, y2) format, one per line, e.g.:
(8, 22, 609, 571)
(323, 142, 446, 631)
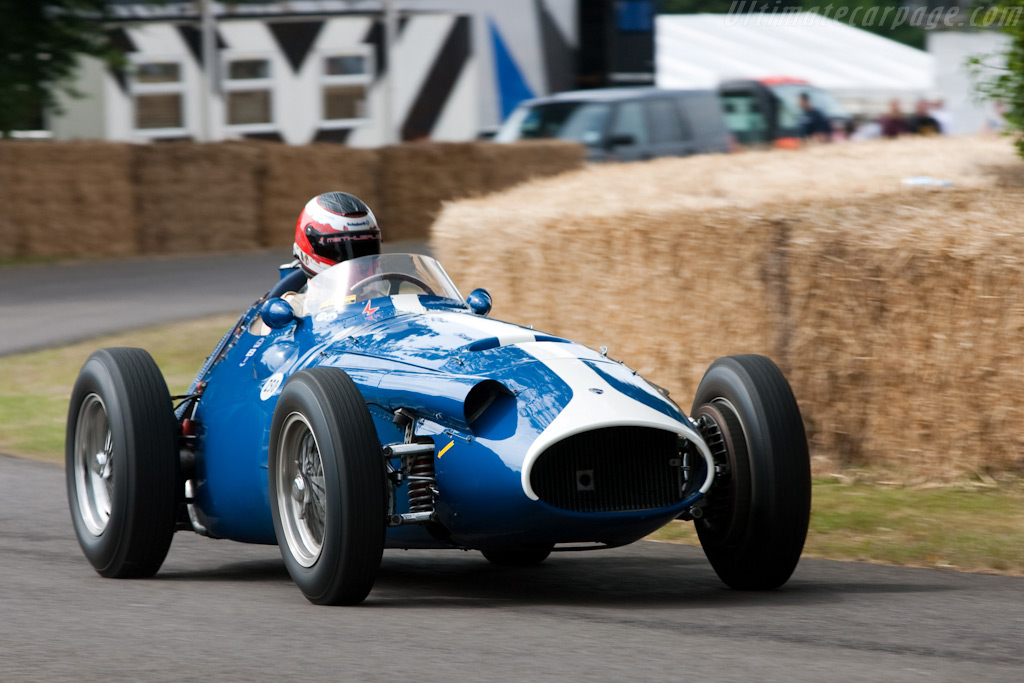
(292, 192, 381, 276)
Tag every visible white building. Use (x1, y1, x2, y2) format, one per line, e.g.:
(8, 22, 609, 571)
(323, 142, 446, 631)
(50, 0, 582, 145)
(928, 30, 1009, 136)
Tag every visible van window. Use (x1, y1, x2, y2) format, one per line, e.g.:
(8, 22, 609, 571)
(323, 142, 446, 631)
(610, 101, 649, 145)
(646, 98, 690, 143)
(495, 101, 611, 145)
(558, 102, 613, 145)
(502, 102, 579, 140)
(722, 93, 768, 144)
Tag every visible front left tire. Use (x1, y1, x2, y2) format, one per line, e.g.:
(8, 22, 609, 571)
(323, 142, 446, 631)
(66, 348, 180, 578)
(269, 368, 386, 605)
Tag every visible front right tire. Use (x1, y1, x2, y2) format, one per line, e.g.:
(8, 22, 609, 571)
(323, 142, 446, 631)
(269, 368, 386, 605)
(691, 355, 811, 590)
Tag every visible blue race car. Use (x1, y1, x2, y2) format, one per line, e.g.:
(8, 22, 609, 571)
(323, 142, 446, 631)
(66, 253, 811, 605)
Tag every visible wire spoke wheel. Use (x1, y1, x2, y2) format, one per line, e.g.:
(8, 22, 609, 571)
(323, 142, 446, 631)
(269, 368, 386, 605)
(277, 414, 328, 567)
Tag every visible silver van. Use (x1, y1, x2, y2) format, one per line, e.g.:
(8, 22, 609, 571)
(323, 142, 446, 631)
(494, 87, 730, 162)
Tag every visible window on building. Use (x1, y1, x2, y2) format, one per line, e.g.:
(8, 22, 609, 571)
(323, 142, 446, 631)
(321, 51, 372, 126)
(136, 94, 184, 129)
(229, 59, 270, 80)
(325, 55, 366, 76)
(225, 57, 273, 128)
(131, 61, 185, 132)
(324, 85, 366, 120)
(136, 62, 181, 84)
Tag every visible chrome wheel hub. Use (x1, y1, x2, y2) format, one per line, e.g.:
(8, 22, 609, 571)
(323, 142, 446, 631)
(292, 474, 307, 506)
(74, 394, 114, 536)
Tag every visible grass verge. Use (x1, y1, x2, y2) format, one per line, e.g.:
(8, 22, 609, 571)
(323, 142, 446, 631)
(0, 314, 237, 459)
(650, 479, 1024, 577)
(2, 316, 1022, 576)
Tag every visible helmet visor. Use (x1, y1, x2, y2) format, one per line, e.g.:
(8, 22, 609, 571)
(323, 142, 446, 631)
(306, 227, 380, 264)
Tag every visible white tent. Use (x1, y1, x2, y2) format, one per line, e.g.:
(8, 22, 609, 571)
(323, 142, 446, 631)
(656, 13, 934, 111)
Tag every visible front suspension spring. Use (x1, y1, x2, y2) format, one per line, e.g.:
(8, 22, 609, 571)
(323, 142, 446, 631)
(407, 453, 436, 513)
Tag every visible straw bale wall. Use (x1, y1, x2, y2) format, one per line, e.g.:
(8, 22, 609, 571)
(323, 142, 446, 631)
(134, 142, 266, 254)
(779, 191, 1024, 479)
(0, 146, 17, 261)
(376, 143, 487, 242)
(0, 141, 136, 259)
(0, 139, 583, 258)
(475, 140, 586, 194)
(433, 137, 1024, 480)
(375, 141, 584, 243)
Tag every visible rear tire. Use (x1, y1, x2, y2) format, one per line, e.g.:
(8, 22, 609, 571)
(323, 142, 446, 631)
(269, 368, 386, 605)
(691, 355, 810, 590)
(66, 348, 179, 578)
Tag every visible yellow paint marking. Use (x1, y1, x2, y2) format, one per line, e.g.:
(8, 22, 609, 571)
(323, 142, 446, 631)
(438, 441, 454, 458)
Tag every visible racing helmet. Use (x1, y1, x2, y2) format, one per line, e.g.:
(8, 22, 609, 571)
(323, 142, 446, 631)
(292, 192, 381, 276)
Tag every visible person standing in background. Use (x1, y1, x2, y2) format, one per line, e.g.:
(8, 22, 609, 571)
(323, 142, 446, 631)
(907, 99, 942, 136)
(797, 92, 830, 142)
(879, 99, 908, 138)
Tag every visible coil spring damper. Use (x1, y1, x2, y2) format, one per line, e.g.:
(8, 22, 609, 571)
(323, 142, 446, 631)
(407, 450, 435, 513)
(382, 441, 437, 525)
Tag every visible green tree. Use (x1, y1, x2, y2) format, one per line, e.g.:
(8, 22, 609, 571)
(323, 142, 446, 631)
(0, 1, 123, 135)
(969, 2, 1024, 155)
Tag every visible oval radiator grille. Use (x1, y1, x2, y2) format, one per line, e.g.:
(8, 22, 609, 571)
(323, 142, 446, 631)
(530, 426, 683, 512)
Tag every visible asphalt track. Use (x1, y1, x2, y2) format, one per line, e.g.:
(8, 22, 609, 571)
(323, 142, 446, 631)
(2, 455, 1022, 683)
(0, 239, 429, 357)
(1, 247, 1023, 681)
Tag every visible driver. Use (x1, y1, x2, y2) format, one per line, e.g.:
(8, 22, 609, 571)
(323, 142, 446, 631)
(284, 191, 384, 315)
(252, 191, 383, 335)
(292, 191, 381, 277)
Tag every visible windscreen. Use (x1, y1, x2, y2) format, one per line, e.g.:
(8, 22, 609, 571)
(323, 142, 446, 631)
(304, 253, 464, 315)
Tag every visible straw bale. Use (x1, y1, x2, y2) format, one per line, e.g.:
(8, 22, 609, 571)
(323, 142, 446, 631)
(0, 141, 137, 259)
(261, 145, 379, 248)
(476, 140, 585, 193)
(784, 190, 1024, 479)
(376, 142, 487, 242)
(0, 143, 18, 260)
(433, 136, 1024, 481)
(134, 142, 265, 254)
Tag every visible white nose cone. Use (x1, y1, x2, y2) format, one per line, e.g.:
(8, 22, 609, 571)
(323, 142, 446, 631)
(517, 341, 706, 501)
